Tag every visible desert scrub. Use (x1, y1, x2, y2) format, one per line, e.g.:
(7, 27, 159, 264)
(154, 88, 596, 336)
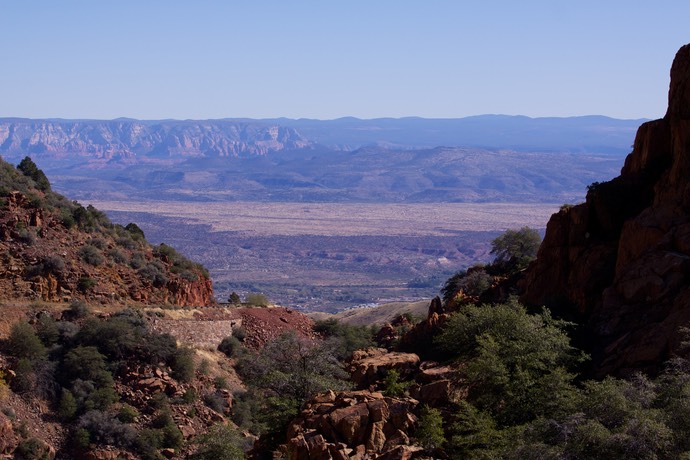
(79, 244, 104, 266)
(107, 248, 128, 265)
(87, 237, 107, 249)
(138, 261, 168, 287)
(77, 277, 96, 293)
(129, 251, 146, 268)
(245, 293, 269, 307)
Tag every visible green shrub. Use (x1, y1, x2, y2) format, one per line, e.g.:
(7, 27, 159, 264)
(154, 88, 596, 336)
(117, 404, 139, 423)
(77, 276, 96, 293)
(138, 262, 169, 287)
(232, 325, 247, 341)
(58, 389, 78, 421)
(415, 406, 446, 453)
(60, 209, 76, 229)
(151, 393, 171, 411)
(198, 358, 211, 376)
(70, 428, 91, 450)
(190, 424, 247, 460)
(143, 332, 178, 365)
(134, 429, 164, 460)
(436, 299, 583, 425)
(162, 419, 183, 449)
(11, 358, 35, 394)
(76, 314, 145, 362)
(125, 222, 145, 240)
(84, 386, 118, 411)
(490, 227, 541, 272)
(35, 313, 59, 346)
(116, 236, 138, 250)
(108, 248, 128, 264)
(87, 238, 107, 249)
(441, 267, 493, 304)
(178, 269, 198, 282)
(17, 156, 51, 192)
(447, 400, 505, 459)
(8, 321, 46, 360)
(16, 228, 36, 245)
(77, 410, 137, 447)
(14, 437, 52, 460)
(69, 299, 91, 318)
(214, 376, 229, 390)
(315, 318, 375, 360)
(218, 336, 243, 358)
(60, 346, 113, 388)
(41, 255, 65, 274)
(151, 411, 184, 449)
(382, 369, 407, 397)
(129, 251, 146, 268)
(171, 347, 195, 383)
(246, 293, 269, 307)
(182, 388, 198, 404)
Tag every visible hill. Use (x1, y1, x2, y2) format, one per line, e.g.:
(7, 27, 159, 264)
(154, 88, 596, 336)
(0, 156, 213, 307)
(309, 300, 430, 326)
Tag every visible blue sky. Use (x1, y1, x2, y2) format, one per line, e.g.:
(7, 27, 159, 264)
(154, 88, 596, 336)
(1, 1, 688, 120)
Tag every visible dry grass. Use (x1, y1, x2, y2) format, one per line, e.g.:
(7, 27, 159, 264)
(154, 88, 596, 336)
(310, 300, 431, 326)
(145, 307, 202, 320)
(89, 201, 559, 237)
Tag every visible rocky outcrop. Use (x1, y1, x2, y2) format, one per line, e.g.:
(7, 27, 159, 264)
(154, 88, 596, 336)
(521, 44, 690, 376)
(0, 411, 18, 454)
(284, 339, 457, 459)
(166, 276, 214, 307)
(286, 390, 423, 460)
(347, 348, 420, 389)
(0, 119, 312, 160)
(397, 297, 452, 359)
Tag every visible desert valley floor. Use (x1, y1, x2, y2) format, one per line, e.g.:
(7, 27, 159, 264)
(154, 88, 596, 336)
(88, 200, 560, 311)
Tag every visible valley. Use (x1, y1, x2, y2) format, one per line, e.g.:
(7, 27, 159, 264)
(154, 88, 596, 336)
(88, 200, 560, 311)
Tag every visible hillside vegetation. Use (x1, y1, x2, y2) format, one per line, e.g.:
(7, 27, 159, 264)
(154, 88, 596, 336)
(0, 156, 213, 307)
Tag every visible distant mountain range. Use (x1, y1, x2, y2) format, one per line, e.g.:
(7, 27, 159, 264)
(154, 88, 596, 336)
(0, 115, 644, 203)
(0, 118, 311, 159)
(253, 115, 644, 154)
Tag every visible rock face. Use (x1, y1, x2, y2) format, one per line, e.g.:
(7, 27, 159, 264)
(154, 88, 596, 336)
(286, 391, 423, 460)
(347, 348, 421, 389)
(0, 119, 312, 160)
(522, 44, 690, 376)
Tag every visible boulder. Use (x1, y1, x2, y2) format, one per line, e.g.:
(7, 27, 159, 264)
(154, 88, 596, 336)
(287, 390, 421, 459)
(409, 379, 452, 407)
(347, 348, 420, 388)
(0, 412, 18, 454)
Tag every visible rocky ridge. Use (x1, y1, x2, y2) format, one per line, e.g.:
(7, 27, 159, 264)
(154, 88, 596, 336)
(522, 43, 690, 376)
(0, 158, 214, 306)
(0, 119, 312, 160)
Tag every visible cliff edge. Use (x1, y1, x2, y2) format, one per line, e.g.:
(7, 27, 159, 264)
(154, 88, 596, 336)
(522, 44, 690, 376)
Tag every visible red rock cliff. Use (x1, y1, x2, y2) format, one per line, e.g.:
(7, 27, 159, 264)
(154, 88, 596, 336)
(522, 44, 690, 376)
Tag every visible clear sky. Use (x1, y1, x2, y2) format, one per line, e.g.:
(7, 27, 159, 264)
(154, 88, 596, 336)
(1, 1, 688, 121)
